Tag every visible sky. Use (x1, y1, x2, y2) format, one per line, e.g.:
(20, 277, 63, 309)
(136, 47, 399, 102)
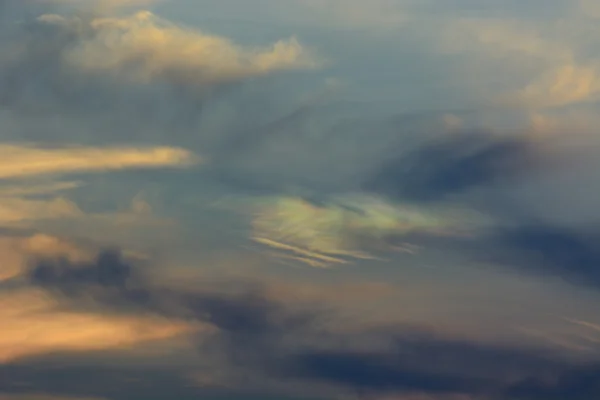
(2, 0, 600, 399)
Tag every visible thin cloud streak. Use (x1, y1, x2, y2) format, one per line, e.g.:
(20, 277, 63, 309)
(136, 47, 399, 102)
(0, 144, 198, 179)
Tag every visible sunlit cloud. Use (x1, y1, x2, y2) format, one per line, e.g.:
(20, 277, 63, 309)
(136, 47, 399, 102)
(0, 143, 195, 242)
(246, 194, 488, 267)
(41, 0, 161, 11)
(53, 10, 318, 85)
(0, 288, 197, 363)
(0, 233, 91, 282)
(2, 0, 600, 399)
(0, 236, 200, 363)
(507, 63, 600, 108)
(0, 144, 197, 179)
(2, 5, 317, 98)
(0, 196, 81, 226)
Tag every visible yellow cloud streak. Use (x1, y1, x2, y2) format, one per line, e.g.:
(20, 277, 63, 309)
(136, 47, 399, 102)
(0, 144, 197, 179)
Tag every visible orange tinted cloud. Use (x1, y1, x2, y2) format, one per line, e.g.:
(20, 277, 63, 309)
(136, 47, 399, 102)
(0, 288, 200, 363)
(0, 144, 197, 180)
(0, 234, 91, 282)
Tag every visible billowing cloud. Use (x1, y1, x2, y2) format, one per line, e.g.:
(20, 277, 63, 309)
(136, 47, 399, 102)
(58, 11, 316, 84)
(0, 2, 318, 116)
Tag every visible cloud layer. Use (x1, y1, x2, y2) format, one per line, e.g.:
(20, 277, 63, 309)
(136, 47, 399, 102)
(2, 1, 600, 400)
(0, 246, 598, 400)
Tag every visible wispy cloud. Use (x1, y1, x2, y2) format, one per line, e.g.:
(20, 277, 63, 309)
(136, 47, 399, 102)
(244, 194, 488, 267)
(0, 144, 197, 179)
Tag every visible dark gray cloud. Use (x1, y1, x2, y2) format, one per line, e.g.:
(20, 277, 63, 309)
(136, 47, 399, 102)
(363, 130, 540, 203)
(489, 223, 600, 289)
(505, 363, 600, 400)
(13, 248, 600, 399)
(272, 336, 560, 397)
(0, 361, 314, 400)
(27, 249, 318, 349)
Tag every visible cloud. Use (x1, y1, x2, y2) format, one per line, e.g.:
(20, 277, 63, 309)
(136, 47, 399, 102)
(1, 245, 598, 399)
(0, 180, 180, 262)
(505, 362, 600, 400)
(0, 395, 106, 400)
(0, 233, 90, 282)
(362, 130, 541, 203)
(579, 0, 600, 19)
(58, 11, 317, 84)
(0, 196, 82, 227)
(44, 0, 161, 12)
(0, 239, 203, 365)
(424, 11, 600, 110)
(0, 3, 318, 117)
(503, 62, 600, 109)
(0, 288, 196, 363)
(489, 223, 600, 289)
(0, 143, 195, 244)
(0, 144, 197, 179)
(3, 2, 600, 398)
(243, 194, 488, 267)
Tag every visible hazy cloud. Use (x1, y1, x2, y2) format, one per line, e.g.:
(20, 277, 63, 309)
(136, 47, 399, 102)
(3, 0, 600, 399)
(491, 223, 600, 290)
(0, 246, 595, 399)
(245, 194, 488, 267)
(363, 130, 541, 202)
